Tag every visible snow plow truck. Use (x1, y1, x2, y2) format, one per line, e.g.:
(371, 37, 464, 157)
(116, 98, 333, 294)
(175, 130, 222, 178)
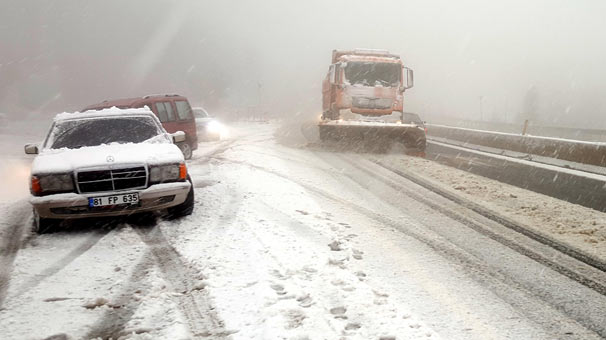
(319, 49, 425, 153)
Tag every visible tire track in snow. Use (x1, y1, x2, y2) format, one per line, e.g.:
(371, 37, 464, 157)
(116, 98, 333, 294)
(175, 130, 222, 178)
(9, 229, 110, 299)
(188, 139, 240, 166)
(332, 154, 606, 338)
(0, 200, 31, 308)
(84, 253, 156, 340)
(372, 157, 606, 274)
(216, 156, 605, 339)
(134, 225, 230, 338)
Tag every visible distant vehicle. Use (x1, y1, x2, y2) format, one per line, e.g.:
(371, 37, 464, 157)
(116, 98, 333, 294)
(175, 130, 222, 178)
(24, 108, 194, 233)
(319, 49, 425, 153)
(192, 107, 224, 141)
(83, 94, 198, 159)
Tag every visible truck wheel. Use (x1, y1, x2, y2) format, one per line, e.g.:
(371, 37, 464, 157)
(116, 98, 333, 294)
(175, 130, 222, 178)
(178, 142, 193, 160)
(33, 210, 61, 234)
(166, 177, 195, 219)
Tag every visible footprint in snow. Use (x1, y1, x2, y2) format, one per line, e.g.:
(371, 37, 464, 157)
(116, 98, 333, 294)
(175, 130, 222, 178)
(345, 323, 361, 331)
(330, 306, 348, 319)
(296, 209, 309, 215)
(331, 279, 345, 286)
(271, 283, 287, 295)
(352, 249, 363, 260)
(328, 256, 348, 268)
(301, 266, 317, 273)
(328, 240, 343, 251)
(373, 290, 389, 298)
(296, 294, 314, 308)
(284, 309, 307, 329)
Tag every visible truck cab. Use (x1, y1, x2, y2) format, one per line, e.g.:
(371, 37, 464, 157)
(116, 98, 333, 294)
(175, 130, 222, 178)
(322, 49, 414, 121)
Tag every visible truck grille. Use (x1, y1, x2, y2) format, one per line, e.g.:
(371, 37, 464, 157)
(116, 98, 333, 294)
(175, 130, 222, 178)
(353, 97, 393, 110)
(77, 166, 147, 193)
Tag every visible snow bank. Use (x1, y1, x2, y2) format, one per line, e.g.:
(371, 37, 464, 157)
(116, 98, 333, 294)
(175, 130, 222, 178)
(377, 153, 606, 261)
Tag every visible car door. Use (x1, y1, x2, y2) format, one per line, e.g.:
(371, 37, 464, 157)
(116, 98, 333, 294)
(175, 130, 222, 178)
(173, 100, 198, 145)
(152, 101, 178, 134)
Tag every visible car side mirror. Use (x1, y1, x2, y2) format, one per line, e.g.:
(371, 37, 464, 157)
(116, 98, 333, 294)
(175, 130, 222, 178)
(172, 131, 186, 144)
(24, 143, 39, 154)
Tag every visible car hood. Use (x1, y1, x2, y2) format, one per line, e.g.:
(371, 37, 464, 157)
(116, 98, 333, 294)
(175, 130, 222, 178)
(32, 142, 184, 175)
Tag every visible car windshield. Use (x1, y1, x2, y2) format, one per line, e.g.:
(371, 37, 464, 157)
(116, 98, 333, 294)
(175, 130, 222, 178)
(48, 116, 162, 149)
(193, 108, 209, 118)
(344, 62, 401, 87)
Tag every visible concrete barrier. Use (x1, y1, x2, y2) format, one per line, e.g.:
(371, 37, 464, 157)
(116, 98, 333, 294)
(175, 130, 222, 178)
(427, 124, 606, 167)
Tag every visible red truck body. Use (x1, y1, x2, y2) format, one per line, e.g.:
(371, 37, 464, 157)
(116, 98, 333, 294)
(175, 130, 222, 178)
(322, 49, 413, 119)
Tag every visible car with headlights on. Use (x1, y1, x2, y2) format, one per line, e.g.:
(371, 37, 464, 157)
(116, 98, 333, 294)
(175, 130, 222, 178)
(24, 108, 194, 233)
(193, 107, 225, 141)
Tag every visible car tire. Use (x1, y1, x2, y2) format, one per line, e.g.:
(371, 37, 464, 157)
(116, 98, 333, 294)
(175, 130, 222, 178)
(33, 210, 61, 234)
(178, 142, 193, 160)
(166, 177, 194, 219)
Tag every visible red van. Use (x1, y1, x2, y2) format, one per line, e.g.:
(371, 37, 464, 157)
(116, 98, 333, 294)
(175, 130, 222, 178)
(83, 94, 198, 159)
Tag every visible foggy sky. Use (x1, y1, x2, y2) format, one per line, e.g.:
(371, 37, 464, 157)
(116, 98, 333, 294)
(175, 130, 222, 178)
(2, 0, 606, 128)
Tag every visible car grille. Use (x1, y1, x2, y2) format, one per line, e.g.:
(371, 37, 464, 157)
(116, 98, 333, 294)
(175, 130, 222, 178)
(353, 97, 393, 110)
(77, 166, 147, 193)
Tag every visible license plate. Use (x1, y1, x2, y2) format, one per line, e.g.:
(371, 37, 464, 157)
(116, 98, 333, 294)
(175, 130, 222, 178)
(89, 193, 139, 207)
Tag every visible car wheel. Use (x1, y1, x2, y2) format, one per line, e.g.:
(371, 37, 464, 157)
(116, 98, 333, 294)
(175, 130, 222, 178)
(178, 142, 193, 160)
(166, 177, 195, 219)
(33, 210, 61, 234)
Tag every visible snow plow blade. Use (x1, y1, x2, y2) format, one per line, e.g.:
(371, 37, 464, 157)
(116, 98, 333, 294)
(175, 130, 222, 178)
(318, 122, 426, 154)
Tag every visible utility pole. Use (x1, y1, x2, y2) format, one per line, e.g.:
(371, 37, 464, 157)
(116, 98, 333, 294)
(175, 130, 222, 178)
(479, 96, 484, 121)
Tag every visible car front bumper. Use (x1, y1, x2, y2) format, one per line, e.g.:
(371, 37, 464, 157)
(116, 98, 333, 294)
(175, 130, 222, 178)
(30, 182, 191, 219)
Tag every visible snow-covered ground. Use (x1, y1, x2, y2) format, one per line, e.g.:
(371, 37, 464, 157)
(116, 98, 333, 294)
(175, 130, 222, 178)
(1, 121, 605, 339)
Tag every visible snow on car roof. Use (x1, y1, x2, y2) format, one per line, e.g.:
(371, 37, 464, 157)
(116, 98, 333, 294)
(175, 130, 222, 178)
(54, 107, 155, 122)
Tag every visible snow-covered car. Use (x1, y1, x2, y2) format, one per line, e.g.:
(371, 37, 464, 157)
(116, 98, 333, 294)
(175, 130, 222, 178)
(24, 108, 194, 233)
(193, 107, 225, 141)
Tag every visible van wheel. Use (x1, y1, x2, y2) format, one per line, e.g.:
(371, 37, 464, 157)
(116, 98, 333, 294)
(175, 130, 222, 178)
(166, 177, 194, 219)
(178, 142, 193, 159)
(33, 210, 61, 234)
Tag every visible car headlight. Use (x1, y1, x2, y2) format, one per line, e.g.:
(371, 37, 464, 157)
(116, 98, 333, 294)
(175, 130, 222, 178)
(31, 173, 74, 196)
(149, 163, 187, 184)
(206, 120, 222, 134)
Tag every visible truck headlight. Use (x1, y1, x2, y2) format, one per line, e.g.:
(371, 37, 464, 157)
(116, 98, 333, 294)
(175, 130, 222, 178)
(149, 163, 186, 184)
(31, 173, 74, 195)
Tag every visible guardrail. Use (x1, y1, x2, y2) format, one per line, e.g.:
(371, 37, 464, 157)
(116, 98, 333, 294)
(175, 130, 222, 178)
(427, 124, 606, 167)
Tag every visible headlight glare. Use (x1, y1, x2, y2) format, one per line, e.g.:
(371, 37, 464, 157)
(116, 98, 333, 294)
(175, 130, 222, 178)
(206, 120, 222, 134)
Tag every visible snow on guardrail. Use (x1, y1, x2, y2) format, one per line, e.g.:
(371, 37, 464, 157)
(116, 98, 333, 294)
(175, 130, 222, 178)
(426, 124, 606, 167)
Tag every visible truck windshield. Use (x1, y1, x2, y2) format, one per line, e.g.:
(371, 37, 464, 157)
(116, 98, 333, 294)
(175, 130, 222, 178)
(48, 117, 162, 149)
(344, 62, 401, 87)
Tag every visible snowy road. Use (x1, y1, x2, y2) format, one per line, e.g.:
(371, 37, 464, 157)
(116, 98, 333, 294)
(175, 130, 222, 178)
(1, 122, 606, 339)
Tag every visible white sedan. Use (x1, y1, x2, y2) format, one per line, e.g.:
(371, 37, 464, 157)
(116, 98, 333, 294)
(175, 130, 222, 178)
(25, 108, 194, 233)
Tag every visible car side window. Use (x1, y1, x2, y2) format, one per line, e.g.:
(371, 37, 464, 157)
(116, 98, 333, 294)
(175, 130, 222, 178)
(175, 101, 192, 120)
(155, 102, 169, 122)
(163, 102, 176, 121)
